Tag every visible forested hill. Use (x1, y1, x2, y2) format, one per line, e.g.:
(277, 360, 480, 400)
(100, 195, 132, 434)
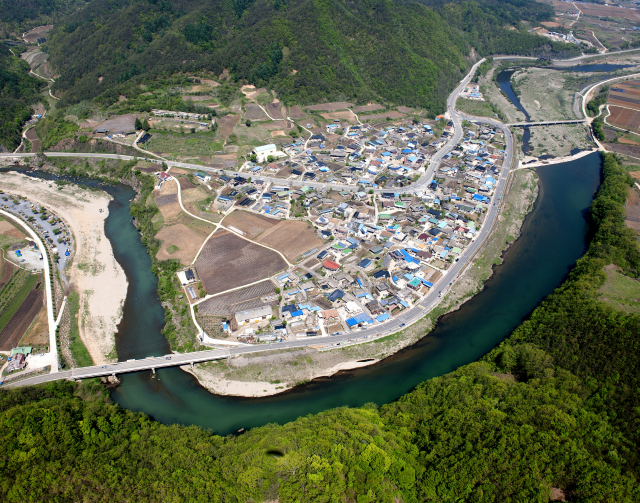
(2, 154, 640, 502)
(0, 46, 44, 151)
(45, 0, 580, 112)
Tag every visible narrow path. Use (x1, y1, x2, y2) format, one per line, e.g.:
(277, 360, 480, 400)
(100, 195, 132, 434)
(570, 2, 581, 26)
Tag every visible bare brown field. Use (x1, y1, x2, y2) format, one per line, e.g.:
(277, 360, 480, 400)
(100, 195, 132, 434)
(156, 223, 205, 265)
(287, 106, 307, 119)
(26, 128, 40, 152)
(0, 289, 43, 351)
(23, 25, 53, 43)
(607, 142, 640, 158)
(181, 187, 208, 204)
(263, 120, 291, 131)
(271, 130, 286, 137)
(305, 102, 354, 111)
(1, 261, 15, 286)
(178, 215, 216, 238)
(0, 221, 25, 239)
(626, 187, 640, 224)
(178, 177, 197, 190)
(19, 305, 48, 346)
(244, 104, 270, 121)
(210, 154, 238, 169)
(619, 138, 639, 145)
(256, 221, 323, 261)
(606, 106, 640, 131)
(153, 182, 182, 220)
(360, 111, 406, 120)
(95, 114, 137, 132)
(221, 210, 279, 239)
(397, 106, 415, 114)
(541, 21, 562, 28)
(580, 3, 640, 21)
(195, 230, 286, 295)
(198, 280, 276, 317)
(218, 114, 240, 139)
(353, 104, 384, 113)
(267, 101, 284, 119)
(320, 111, 357, 123)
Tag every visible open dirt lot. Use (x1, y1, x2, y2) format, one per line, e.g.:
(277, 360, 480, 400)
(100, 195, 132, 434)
(357, 111, 406, 121)
(287, 106, 307, 119)
(195, 230, 287, 295)
(320, 111, 357, 123)
(218, 114, 240, 139)
(0, 221, 25, 240)
(19, 305, 48, 346)
(23, 25, 53, 43)
(0, 288, 43, 351)
(221, 210, 279, 239)
(197, 280, 276, 317)
(305, 102, 354, 111)
(625, 187, 640, 236)
(153, 182, 182, 220)
(155, 224, 206, 265)
(267, 101, 284, 119)
(256, 220, 323, 261)
(95, 114, 137, 132)
(244, 104, 270, 121)
(353, 104, 384, 113)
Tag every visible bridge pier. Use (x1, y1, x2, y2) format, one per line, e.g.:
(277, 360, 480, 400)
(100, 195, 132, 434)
(190, 362, 194, 369)
(152, 367, 156, 375)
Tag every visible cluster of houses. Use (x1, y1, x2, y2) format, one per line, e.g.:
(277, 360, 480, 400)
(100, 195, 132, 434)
(170, 118, 506, 343)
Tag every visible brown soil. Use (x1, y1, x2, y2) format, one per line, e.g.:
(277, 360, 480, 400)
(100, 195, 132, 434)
(95, 114, 138, 132)
(26, 128, 40, 152)
(195, 230, 287, 295)
(0, 221, 26, 239)
(221, 210, 279, 239)
(23, 25, 53, 44)
(256, 220, 323, 261)
(397, 106, 415, 114)
(305, 102, 354, 111)
(153, 182, 182, 220)
(619, 138, 639, 145)
(198, 280, 276, 317)
(244, 104, 270, 121)
(178, 177, 197, 190)
(0, 261, 15, 286)
(320, 111, 357, 123)
(218, 114, 240, 140)
(358, 111, 406, 120)
(287, 106, 307, 119)
(19, 305, 49, 346)
(155, 223, 206, 265)
(267, 101, 284, 119)
(0, 289, 43, 351)
(353, 104, 384, 113)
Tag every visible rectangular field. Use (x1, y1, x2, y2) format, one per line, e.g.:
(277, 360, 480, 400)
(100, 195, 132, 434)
(0, 288, 43, 351)
(195, 230, 287, 295)
(198, 280, 276, 317)
(606, 105, 640, 132)
(305, 102, 354, 111)
(256, 221, 323, 261)
(155, 223, 208, 265)
(221, 210, 279, 239)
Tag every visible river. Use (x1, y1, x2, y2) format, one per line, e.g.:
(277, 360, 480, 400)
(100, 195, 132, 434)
(82, 153, 602, 435)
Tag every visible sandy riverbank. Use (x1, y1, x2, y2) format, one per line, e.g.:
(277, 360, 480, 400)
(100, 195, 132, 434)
(182, 357, 380, 397)
(0, 172, 127, 364)
(520, 148, 598, 168)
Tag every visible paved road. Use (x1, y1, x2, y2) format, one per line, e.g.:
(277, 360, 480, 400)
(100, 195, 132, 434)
(2, 58, 516, 388)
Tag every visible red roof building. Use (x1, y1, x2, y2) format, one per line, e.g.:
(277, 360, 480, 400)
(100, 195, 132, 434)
(323, 260, 340, 271)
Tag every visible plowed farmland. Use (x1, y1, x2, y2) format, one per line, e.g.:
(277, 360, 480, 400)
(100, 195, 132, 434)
(222, 210, 279, 239)
(256, 221, 323, 261)
(0, 289, 43, 350)
(195, 230, 286, 295)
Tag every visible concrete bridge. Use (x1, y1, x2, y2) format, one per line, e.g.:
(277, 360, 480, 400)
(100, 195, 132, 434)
(507, 119, 587, 127)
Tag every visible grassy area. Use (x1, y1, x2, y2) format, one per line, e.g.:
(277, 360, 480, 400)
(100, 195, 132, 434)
(598, 266, 640, 315)
(0, 274, 40, 332)
(166, 245, 179, 254)
(0, 269, 30, 314)
(67, 292, 94, 367)
(455, 98, 496, 118)
(145, 130, 224, 158)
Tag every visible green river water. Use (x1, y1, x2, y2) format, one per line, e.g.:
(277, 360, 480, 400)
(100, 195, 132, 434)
(28, 152, 602, 435)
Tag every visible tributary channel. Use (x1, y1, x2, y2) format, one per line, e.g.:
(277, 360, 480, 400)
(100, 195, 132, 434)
(77, 153, 601, 435)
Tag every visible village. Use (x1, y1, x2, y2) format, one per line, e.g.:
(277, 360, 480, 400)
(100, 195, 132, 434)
(161, 116, 507, 345)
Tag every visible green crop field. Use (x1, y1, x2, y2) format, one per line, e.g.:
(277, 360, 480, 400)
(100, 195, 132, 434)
(67, 292, 94, 367)
(0, 269, 30, 314)
(598, 267, 640, 315)
(0, 274, 40, 332)
(145, 130, 223, 158)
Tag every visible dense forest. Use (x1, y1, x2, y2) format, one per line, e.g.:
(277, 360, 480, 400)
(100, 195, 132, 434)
(0, 45, 44, 151)
(2, 154, 640, 502)
(0, 0, 87, 33)
(43, 0, 581, 113)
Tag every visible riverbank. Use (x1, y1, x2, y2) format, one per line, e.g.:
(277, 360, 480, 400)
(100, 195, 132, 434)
(520, 148, 598, 168)
(0, 172, 127, 364)
(183, 169, 539, 397)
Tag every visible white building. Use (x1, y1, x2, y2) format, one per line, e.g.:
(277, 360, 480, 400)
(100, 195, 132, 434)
(234, 305, 272, 327)
(253, 144, 278, 163)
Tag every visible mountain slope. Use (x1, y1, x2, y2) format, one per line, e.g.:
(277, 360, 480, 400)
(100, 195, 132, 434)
(44, 0, 580, 112)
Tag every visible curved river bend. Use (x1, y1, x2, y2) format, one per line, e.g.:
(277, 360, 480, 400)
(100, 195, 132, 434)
(24, 152, 601, 435)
